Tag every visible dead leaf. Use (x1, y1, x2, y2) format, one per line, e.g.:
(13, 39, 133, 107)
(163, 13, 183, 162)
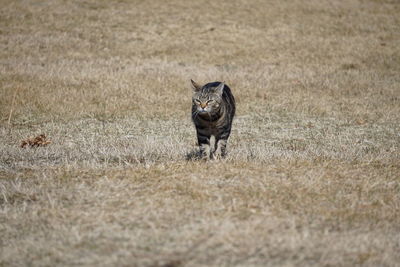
(20, 134, 51, 148)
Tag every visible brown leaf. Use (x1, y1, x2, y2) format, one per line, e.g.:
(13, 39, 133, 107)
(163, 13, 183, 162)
(20, 134, 51, 148)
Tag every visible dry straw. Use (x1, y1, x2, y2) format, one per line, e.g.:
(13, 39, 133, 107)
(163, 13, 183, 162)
(7, 87, 18, 126)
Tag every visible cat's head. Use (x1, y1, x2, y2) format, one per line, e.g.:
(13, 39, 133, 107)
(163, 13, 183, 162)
(191, 79, 224, 115)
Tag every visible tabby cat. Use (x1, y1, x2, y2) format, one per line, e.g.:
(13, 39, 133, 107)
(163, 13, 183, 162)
(191, 79, 236, 159)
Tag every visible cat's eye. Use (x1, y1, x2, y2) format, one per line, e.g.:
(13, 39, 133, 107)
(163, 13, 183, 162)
(206, 99, 215, 104)
(194, 99, 201, 104)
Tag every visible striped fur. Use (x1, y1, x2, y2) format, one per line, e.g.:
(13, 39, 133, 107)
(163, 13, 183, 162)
(191, 80, 236, 159)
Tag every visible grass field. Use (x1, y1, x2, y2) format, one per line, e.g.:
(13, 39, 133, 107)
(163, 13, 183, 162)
(1, 0, 400, 266)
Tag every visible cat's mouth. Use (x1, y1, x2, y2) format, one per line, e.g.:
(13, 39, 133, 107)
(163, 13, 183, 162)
(198, 108, 209, 114)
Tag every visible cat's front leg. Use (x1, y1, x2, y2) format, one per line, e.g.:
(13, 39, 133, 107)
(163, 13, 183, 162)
(197, 133, 211, 160)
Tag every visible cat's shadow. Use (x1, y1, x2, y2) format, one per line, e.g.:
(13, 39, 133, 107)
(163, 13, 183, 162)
(185, 149, 227, 161)
(185, 149, 203, 161)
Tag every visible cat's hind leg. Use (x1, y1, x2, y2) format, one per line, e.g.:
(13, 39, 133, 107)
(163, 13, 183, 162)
(214, 138, 228, 159)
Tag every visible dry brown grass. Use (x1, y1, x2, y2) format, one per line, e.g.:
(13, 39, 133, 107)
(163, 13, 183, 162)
(1, 0, 399, 266)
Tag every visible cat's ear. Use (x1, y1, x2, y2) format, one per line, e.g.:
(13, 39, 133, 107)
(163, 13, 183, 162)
(190, 79, 202, 92)
(215, 82, 225, 96)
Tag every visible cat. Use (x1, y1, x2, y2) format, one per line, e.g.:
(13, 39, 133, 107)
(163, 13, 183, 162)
(190, 79, 236, 159)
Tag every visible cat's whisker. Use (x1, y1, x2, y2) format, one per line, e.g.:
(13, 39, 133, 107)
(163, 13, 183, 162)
(192, 111, 200, 120)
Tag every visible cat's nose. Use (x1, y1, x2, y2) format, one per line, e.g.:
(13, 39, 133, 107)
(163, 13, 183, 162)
(200, 103, 207, 109)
